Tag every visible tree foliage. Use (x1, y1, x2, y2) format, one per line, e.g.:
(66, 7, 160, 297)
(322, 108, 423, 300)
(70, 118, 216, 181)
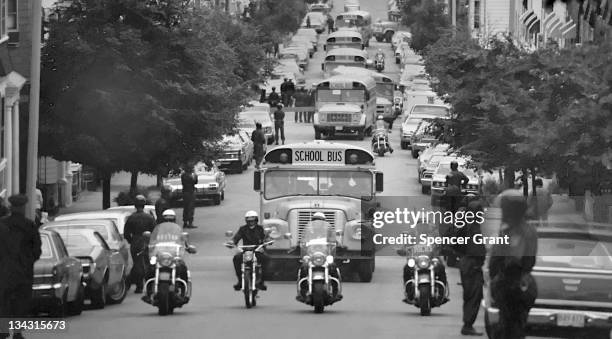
(40, 0, 265, 177)
(423, 35, 612, 182)
(400, 0, 450, 53)
(251, 0, 307, 45)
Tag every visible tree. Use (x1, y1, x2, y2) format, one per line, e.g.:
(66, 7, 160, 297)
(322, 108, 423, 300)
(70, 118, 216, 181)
(250, 0, 307, 46)
(40, 0, 265, 208)
(399, 0, 450, 53)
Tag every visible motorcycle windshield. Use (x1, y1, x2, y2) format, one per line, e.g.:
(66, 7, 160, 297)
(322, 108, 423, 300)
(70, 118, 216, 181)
(149, 222, 185, 258)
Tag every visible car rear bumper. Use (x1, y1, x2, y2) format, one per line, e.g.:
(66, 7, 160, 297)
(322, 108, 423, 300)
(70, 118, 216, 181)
(32, 283, 65, 306)
(485, 305, 612, 330)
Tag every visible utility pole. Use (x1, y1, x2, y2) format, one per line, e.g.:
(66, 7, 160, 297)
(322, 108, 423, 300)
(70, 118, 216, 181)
(26, 0, 43, 219)
(451, 0, 457, 37)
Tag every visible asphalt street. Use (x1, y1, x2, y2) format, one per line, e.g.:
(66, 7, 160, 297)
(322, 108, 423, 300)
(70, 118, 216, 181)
(30, 0, 558, 338)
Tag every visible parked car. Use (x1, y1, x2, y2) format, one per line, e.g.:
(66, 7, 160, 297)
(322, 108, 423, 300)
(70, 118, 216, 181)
(484, 221, 612, 339)
(400, 113, 439, 150)
(107, 205, 157, 221)
(295, 28, 319, 44)
(279, 47, 309, 70)
(32, 230, 84, 317)
(42, 219, 129, 269)
(54, 210, 136, 235)
(291, 35, 318, 54)
(417, 143, 451, 179)
(302, 12, 327, 33)
(216, 131, 254, 174)
(238, 108, 274, 145)
(430, 157, 479, 205)
(288, 39, 315, 58)
(392, 30, 412, 50)
(163, 161, 227, 205)
(419, 152, 450, 193)
(276, 59, 306, 89)
(53, 228, 127, 308)
(308, 2, 332, 14)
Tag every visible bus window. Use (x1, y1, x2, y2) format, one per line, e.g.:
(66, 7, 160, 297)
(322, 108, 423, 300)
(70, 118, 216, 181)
(327, 37, 336, 43)
(354, 56, 365, 62)
(264, 170, 317, 199)
(317, 89, 365, 102)
(325, 55, 336, 61)
(351, 37, 361, 43)
(324, 171, 372, 199)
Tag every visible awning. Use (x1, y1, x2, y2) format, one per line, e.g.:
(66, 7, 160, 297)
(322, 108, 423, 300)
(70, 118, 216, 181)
(528, 17, 540, 32)
(561, 21, 577, 38)
(543, 12, 562, 37)
(520, 9, 536, 25)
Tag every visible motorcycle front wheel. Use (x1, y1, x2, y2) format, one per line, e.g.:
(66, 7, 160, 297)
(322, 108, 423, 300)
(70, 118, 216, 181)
(157, 282, 172, 316)
(312, 281, 325, 314)
(243, 273, 255, 309)
(418, 285, 432, 316)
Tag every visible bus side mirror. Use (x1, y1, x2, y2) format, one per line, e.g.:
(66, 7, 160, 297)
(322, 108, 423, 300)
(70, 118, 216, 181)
(375, 172, 384, 192)
(321, 63, 325, 71)
(254, 170, 261, 191)
(323, 45, 326, 51)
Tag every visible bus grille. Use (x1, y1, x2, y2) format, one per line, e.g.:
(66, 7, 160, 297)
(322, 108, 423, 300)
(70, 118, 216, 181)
(326, 113, 352, 123)
(376, 105, 385, 114)
(297, 210, 336, 240)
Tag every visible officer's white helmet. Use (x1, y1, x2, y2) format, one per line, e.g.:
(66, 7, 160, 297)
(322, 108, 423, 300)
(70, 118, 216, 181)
(162, 209, 176, 221)
(245, 210, 259, 221)
(312, 212, 326, 221)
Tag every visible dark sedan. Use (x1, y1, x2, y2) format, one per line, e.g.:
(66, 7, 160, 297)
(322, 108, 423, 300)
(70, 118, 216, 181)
(32, 230, 84, 317)
(483, 221, 612, 339)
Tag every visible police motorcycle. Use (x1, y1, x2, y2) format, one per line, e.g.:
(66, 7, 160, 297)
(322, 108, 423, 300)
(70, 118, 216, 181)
(374, 50, 385, 72)
(142, 211, 197, 316)
(287, 218, 343, 313)
(396, 225, 448, 316)
(224, 232, 274, 309)
(371, 116, 393, 157)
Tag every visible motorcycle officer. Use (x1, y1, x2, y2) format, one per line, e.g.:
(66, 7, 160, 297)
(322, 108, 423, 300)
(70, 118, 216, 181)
(372, 115, 394, 153)
(402, 223, 449, 304)
(124, 195, 156, 293)
(296, 212, 342, 302)
(228, 211, 269, 291)
(142, 209, 192, 304)
(375, 48, 385, 61)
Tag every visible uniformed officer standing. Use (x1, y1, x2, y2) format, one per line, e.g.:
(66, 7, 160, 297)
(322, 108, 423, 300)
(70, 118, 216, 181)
(181, 165, 198, 229)
(455, 200, 486, 336)
(0, 195, 42, 339)
(124, 195, 156, 293)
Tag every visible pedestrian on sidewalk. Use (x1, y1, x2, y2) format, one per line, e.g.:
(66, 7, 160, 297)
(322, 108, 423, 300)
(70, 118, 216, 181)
(489, 190, 538, 339)
(267, 87, 280, 107)
(280, 78, 289, 107)
(526, 178, 553, 222)
(251, 122, 266, 169)
(181, 165, 198, 228)
(124, 195, 156, 294)
(306, 15, 311, 28)
(287, 79, 296, 108)
(327, 15, 334, 33)
(273, 104, 286, 145)
(0, 195, 42, 339)
(455, 200, 486, 336)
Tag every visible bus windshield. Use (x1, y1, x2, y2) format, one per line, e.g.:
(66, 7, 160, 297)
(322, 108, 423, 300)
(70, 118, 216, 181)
(317, 89, 365, 102)
(377, 84, 394, 98)
(264, 170, 372, 200)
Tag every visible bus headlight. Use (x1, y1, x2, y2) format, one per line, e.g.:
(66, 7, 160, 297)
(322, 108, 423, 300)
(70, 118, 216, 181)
(266, 225, 281, 239)
(351, 225, 362, 240)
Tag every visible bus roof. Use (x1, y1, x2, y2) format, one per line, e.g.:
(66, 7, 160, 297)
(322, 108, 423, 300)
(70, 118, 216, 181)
(331, 66, 395, 83)
(325, 47, 368, 58)
(327, 30, 363, 39)
(315, 74, 377, 89)
(264, 141, 375, 167)
(338, 10, 371, 18)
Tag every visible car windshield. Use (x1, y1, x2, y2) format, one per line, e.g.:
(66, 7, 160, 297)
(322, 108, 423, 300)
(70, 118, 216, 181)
(264, 170, 372, 200)
(427, 155, 445, 166)
(40, 235, 54, 259)
(537, 236, 612, 270)
(46, 225, 109, 241)
(412, 106, 448, 116)
(223, 134, 242, 144)
(240, 111, 270, 122)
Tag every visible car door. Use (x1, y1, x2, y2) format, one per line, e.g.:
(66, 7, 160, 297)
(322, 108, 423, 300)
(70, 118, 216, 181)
(95, 233, 124, 287)
(240, 130, 254, 161)
(214, 164, 227, 191)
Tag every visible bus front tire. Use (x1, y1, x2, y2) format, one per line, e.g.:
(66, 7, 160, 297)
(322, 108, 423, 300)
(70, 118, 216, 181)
(315, 129, 321, 140)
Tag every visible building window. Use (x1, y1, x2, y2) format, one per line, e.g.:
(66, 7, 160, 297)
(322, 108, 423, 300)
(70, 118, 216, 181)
(0, 0, 6, 39)
(0, 98, 4, 158)
(7, 0, 16, 31)
(474, 0, 481, 29)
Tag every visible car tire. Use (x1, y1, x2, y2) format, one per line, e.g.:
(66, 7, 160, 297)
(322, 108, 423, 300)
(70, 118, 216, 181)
(50, 291, 67, 318)
(67, 283, 84, 316)
(221, 191, 225, 201)
(357, 129, 365, 141)
(421, 185, 430, 194)
(411, 150, 419, 158)
(400, 141, 407, 149)
(90, 279, 107, 309)
(213, 194, 221, 205)
(375, 36, 383, 42)
(396, 57, 400, 64)
(358, 259, 374, 282)
(236, 164, 243, 174)
(315, 129, 321, 140)
(385, 32, 393, 43)
(106, 274, 127, 305)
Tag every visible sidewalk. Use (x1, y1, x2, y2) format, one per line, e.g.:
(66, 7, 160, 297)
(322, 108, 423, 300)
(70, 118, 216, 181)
(547, 194, 586, 223)
(59, 172, 157, 214)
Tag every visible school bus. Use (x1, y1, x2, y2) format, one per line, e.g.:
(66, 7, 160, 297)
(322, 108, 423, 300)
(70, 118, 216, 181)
(313, 74, 377, 140)
(321, 47, 368, 76)
(336, 10, 373, 47)
(253, 141, 383, 281)
(324, 29, 364, 51)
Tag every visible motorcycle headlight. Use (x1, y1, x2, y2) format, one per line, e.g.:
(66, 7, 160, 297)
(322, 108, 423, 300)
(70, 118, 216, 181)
(407, 258, 415, 268)
(351, 224, 362, 240)
(312, 252, 326, 266)
(417, 255, 430, 269)
(150, 256, 157, 265)
(158, 252, 173, 267)
(243, 251, 254, 263)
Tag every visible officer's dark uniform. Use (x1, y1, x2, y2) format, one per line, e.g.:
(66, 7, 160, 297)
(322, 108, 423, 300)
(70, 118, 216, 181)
(445, 168, 469, 213)
(231, 224, 269, 286)
(273, 107, 285, 145)
(268, 90, 280, 107)
(0, 195, 42, 339)
(154, 196, 170, 224)
(181, 170, 198, 228)
(124, 206, 156, 293)
(489, 194, 538, 339)
(455, 201, 486, 335)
